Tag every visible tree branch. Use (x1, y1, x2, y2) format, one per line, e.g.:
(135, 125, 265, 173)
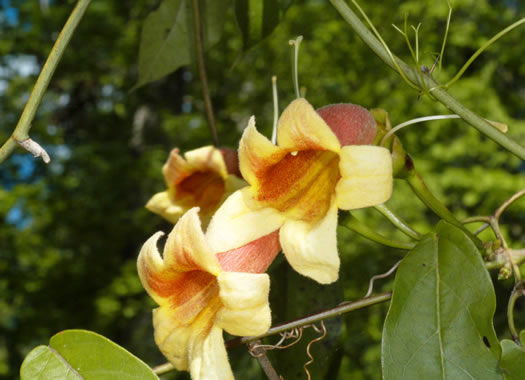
(329, 0, 525, 160)
(0, 0, 92, 164)
(191, 0, 219, 146)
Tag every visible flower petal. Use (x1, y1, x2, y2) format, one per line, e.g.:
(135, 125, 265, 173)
(239, 116, 287, 188)
(277, 98, 341, 152)
(216, 230, 281, 274)
(145, 191, 185, 224)
(279, 199, 340, 284)
(153, 295, 224, 375)
(206, 189, 285, 253)
(163, 208, 221, 275)
(216, 272, 271, 336)
(184, 146, 229, 180)
(335, 146, 393, 210)
(137, 208, 221, 305)
(190, 324, 234, 380)
(162, 148, 192, 187)
(152, 306, 193, 370)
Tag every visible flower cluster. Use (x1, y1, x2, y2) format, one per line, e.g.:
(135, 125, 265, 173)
(139, 97, 393, 379)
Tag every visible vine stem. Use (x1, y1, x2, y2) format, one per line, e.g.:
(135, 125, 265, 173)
(374, 204, 422, 240)
(226, 292, 392, 348)
(152, 292, 392, 375)
(0, 0, 92, 164)
(507, 282, 525, 343)
(329, 0, 525, 160)
(340, 212, 416, 250)
(191, 0, 219, 147)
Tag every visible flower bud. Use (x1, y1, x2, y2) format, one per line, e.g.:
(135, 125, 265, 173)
(316, 103, 377, 146)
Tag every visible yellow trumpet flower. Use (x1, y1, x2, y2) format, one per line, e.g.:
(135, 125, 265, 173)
(206, 98, 392, 284)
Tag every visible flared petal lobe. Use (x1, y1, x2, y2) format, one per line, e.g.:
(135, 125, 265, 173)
(277, 98, 341, 152)
(216, 272, 271, 336)
(279, 199, 340, 284)
(335, 146, 393, 210)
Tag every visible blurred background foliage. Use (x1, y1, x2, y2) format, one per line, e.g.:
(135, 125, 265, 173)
(0, 0, 524, 378)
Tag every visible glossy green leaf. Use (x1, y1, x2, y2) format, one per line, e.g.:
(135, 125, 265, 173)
(382, 221, 503, 379)
(20, 330, 159, 380)
(235, 0, 293, 50)
(499, 331, 525, 379)
(136, 0, 230, 88)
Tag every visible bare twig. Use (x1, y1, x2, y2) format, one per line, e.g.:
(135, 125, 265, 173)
(191, 0, 218, 146)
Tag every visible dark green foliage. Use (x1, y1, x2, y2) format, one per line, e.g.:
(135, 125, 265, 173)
(382, 221, 502, 379)
(1, 0, 524, 378)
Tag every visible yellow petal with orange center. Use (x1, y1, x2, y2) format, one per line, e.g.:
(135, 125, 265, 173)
(253, 149, 340, 222)
(206, 188, 285, 253)
(137, 208, 221, 305)
(153, 293, 223, 373)
(280, 198, 340, 284)
(335, 146, 393, 210)
(277, 98, 341, 152)
(215, 272, 271, 336)
(150, 146, 239, 225)
(184, 146, 229, 179)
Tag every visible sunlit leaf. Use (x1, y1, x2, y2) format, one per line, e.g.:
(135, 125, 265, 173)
(136, 0, 231, 88)
(20, 330, 159, 379)
(234, 0, 293, 50)
(382, 221, 503, 379)
(499, 330, 525, 379)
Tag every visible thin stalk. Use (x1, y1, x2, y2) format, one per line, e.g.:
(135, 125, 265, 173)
(495, 188, 525, 220)
(289, 36, 303, 99)
(153, 292, 392, 375)
(329, 0, 525, 160)
(374, 204, 422, 240)
(152, 362, 175, 375)
(507, 282, 525, 343)
(0, 0, 92, 164)
(444, 18, 525, 88)
(191, 0, 218, 146)
(340, 213, 416, 250)
(381, 115, 460, 147)
(271, 76, 279, 145)
(226, 292, 392, 348)
(438, 3, 452, 73)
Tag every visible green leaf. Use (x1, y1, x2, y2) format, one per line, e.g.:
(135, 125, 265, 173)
(382, 220, 503, 379)
(271, 264, 343, 379)
(20, 330, 159, 380)
(499, 331, 525, 379)
(136, 0, 231, 88)
(235, 0, 293, 51)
